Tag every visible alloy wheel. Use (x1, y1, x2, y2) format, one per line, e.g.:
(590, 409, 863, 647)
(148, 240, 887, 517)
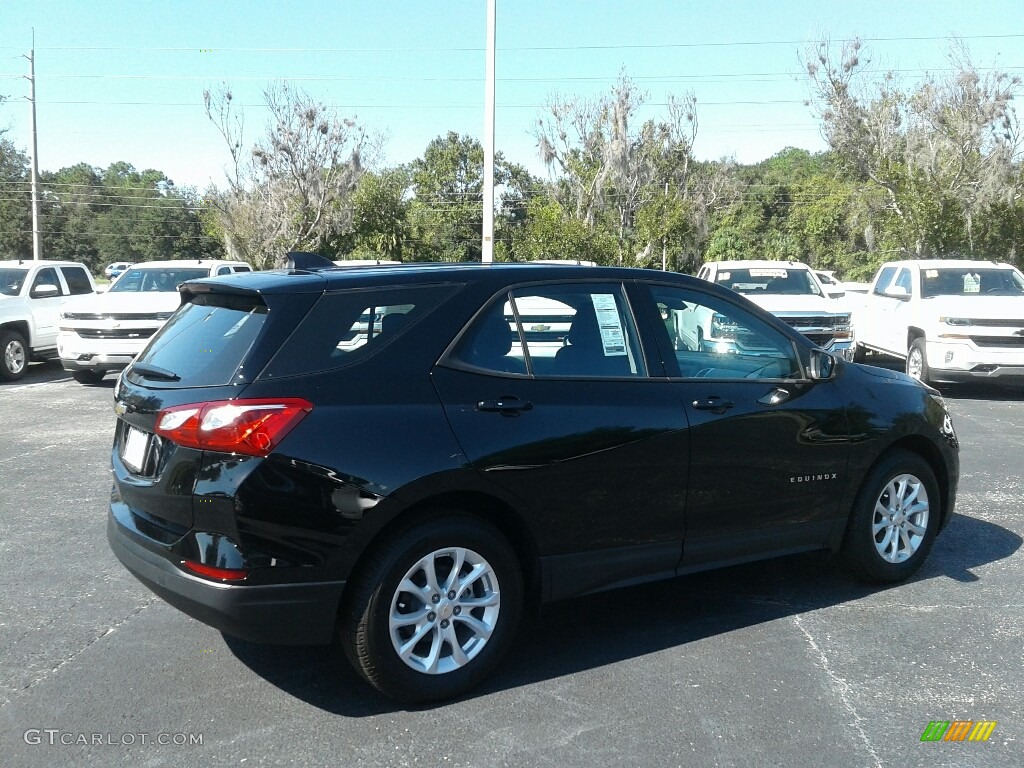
(872, 473, 930, 563)
(388, 546, 501, 675)
(4, 338, 26, 375)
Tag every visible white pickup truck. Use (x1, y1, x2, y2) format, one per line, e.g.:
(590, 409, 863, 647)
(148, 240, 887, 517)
(852, 259, 1024, 385)
(692, 260, 855, 359)
(0, 259, 97, 381)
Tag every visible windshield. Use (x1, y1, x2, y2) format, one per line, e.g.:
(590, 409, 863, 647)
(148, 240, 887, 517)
(921, 267, 1024, 297)
(0, 268, 28, 297)
(110, 267, 211, 293)
(715, 267, 823, 297)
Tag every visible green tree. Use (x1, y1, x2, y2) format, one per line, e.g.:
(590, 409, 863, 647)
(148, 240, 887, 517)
(350, 168, 411, 260)
(204, 82, 372, 268)
(509, 195, 617, 263)
(406, 132, 528, 262)
(532, 71, 699, 265)
(0, 139, 32, 259)
(804, 38, 1023, 258)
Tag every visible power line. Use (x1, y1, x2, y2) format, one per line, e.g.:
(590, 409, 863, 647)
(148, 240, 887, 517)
(1, 65, 1019, 83)
(0, 33, 1021, 53)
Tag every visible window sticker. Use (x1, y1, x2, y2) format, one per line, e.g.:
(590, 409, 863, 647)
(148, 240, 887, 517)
(749, 268, 788, 278)
(591, 294, 627, 356)
(925, 269, 939, 278)
(718, 271, 731, 281)
(963, 273, 981, 293)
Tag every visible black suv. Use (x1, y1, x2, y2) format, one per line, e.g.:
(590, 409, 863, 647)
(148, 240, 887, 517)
(108, 255, 959, 702)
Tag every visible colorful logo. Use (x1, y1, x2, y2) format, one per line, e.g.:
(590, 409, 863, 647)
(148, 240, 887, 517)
(920, 720, 997, 742)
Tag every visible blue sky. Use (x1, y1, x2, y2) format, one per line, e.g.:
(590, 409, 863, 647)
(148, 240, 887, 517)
(1, 1, 1021, 191)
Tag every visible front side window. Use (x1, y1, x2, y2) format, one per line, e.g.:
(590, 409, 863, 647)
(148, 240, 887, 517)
(644, 284, 801, 380)
(30, 268, 63, 297)
(450, 283, 645, 378)
(894, 268, 913, 293)
(873, 266, 898, 296)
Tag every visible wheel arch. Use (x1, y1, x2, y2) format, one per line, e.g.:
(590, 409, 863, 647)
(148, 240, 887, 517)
(1, 320, 32, 345)
(906, 326, 926, 348)
(341, 490, 541, 611)
(873, 435, 952, 528)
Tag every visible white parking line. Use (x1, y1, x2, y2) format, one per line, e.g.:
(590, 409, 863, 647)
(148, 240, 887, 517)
(2, 377, 73, 391)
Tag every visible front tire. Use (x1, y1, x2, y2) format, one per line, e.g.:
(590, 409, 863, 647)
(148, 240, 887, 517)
(342, 514, 523, 703)
(841, 449, 940, 583)
(1, 330, 29, 381)
(906, 338, 930, 384)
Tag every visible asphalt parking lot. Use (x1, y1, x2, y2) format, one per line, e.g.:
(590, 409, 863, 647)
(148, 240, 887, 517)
(1, 360, 1022, 768)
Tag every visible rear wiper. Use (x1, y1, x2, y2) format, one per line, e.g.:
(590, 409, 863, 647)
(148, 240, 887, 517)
(130, 362, 181, 381)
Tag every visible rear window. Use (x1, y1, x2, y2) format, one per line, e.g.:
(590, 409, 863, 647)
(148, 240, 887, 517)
(111, 267, 211, 293)
(262, 284, 457, 378)
(131, 294, 268, 387)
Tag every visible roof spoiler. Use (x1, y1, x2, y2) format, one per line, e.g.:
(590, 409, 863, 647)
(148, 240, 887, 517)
(285, 251, 336, 271)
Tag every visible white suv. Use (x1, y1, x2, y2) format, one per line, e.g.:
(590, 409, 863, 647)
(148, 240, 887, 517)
(58, 259, 251, 383)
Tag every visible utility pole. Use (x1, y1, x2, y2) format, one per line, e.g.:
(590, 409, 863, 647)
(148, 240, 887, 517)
(24, 32, 43, 260)
(481, 0, 495, 263)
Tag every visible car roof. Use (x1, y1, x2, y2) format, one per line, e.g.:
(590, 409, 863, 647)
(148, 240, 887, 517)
(124, 259, 249, 269)
(182, 262, 708, 296)
(0, 259, 87, 268)
(892, 259, 1018, 270)
(706, 260, 812, 270)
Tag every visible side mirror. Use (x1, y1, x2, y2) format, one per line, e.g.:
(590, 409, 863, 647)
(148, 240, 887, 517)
(809, 349, 837, 381)
(30, 284, 59, 299)
(883, 285, 910, 300)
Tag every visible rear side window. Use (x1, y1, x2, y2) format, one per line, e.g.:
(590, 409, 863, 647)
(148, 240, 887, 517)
(132, 294, 268, 387)
(262, 284, 458, 378)
(60, 266, 94, 295)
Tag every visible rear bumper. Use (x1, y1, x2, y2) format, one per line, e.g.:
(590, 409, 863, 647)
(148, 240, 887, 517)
(61, 354, 135, 373)
(57, 332, 147, 372)
(107, 510, 344, 645)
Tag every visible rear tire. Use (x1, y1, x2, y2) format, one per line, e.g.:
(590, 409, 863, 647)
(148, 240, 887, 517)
(342, 514, 523, 703)
(852, 343, 867, 364)
(840, 449, 940, 583)
(1, 330, 28, 381)
(72, 370, 105, 385)
(906, 338, 930, 384)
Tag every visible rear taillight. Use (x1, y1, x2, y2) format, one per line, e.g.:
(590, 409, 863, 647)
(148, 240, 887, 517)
(155, 398, 313, 457)
(183, 561, 249, 581)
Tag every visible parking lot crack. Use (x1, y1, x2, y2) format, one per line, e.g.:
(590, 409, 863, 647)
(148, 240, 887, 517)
(0, 598, 156, 710)
(793, 613, 883, 768)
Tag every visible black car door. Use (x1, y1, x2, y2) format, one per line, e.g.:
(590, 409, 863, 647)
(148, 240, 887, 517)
(630, 281, 851, 571)
(431, 281, 689, 600)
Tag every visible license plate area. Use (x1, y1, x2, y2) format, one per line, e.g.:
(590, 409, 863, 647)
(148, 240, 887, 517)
(122, 426, 150, 474)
